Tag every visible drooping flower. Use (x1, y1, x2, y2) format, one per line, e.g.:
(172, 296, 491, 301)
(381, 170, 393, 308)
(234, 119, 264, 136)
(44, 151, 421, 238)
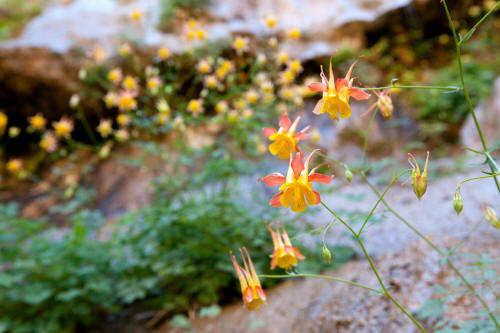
(230, 248, 267, 311)
(52, 117, 74, 138)
(266, 222, 304, 270)
(28, 113, 47, 130)
(261, 150, 333, 212)
(97, 119, 113, 138)
(308, 57, 370, 120)
(482, 204, 500, 228)
(361, 89, 393, 119)
(262, 113, 309, 159)
(408, 151, 429, 200)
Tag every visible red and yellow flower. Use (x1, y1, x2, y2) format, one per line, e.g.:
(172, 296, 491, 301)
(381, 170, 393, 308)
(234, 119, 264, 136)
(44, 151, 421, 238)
(230, 247, 267, 311)
(266, 222, 304, 270)
(262, 113, 309, 159)
(308, 57, 370, 120)
(262, 150, 333, 212)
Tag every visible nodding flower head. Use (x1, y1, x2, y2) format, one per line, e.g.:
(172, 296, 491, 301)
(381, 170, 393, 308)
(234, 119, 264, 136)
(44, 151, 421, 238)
(261, 150, 333, 212)
(230, 248, 267, 311)
(308, 55, 370, 120)
(266, 222, 304, 270)
(408, 151, 429, 200)
(262, 113, 309, 159)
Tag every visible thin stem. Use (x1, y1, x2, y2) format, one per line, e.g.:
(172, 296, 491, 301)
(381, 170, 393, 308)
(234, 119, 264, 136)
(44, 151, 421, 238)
(320, 201, 428, 333)
(456, 173, 500, 191)
(358, 170, 500, 330)
(441, 0, 500, 195)
(358, 169, 411, 235)
(362, 85, 461, 91)
(260, 273, 383, 294)
(458, 1, 500, 46)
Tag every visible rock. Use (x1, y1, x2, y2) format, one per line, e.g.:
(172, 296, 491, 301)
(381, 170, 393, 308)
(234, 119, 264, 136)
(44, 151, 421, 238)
(460, 77, 500, 150)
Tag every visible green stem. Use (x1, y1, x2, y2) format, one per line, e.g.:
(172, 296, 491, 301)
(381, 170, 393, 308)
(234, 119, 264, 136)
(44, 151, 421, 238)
(260, 273, 383, 295)
(320, 201, 428, 333)
(441, 0, 500, 195)
(358, 169, 411, 235)
(362, 85, 461, 91)
(458, 1, 500, 46)
(456, 173, 500, 191)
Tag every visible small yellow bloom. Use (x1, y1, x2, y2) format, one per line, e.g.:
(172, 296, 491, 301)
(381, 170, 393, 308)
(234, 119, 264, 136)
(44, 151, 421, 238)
(186, 29, 196, 40)
(131, 9, 142, 21)
(268, 37, 278, 48)
(40, 131, 58, 152)
(157, 47, 170, 60)
(196, 29, 206, 40)
(266, 222, 304, 270)
(118, 43, 132, 57)
(234, 98, 247, 111)
(156, 98, 171, 114)
(288, 59, 303, 74)
(204, 75, 219, 89)
(156, 113, 169, 125)
(288, 28, 301, 39)
(262, 113, 309, 159)
(233, 36, 249, 55)
(146, 76, 162, 92)
(108, 68, 123, 84)
(482, 204, 500, 228)
(122, 76, 138, 91)
(276, 51, 289, 65)
(228, 110, 239, 123)
(279, 70, 295, 85)
(244, 89, 259, 104)
(8, 126, 20, 138)
(28, 113, 47, 130)
(311, 128, 321, 143)
(0, 111, 7, 137)
(115, 129, 129, 142)
(6, 159, 22, 174)
(197, 59, 212, 74)
(265, 15, 277, 28)
(262, 150, 333, 212)
(104, 92, 118, 109)
(187, 99, 204, 117)
(188, 19, 197, 28)
(242, 108, 253, 119)
(52, 117, 74, 138)
(215, 101, 228, 113)
(116, 113, 131, 127)
(216, 60, 234, 80)
(91, 46, 107, 63)
(408, 151, 430, 200)
(117, 91, 138, 111)
(230, 248, 267, 311)
(97, 119, 113, 138)
(260, 80, 273, 94)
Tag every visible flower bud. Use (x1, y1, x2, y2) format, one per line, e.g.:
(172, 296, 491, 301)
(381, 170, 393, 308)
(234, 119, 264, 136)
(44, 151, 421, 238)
(322, 244, 332, 264)
(452, 191, 463, 215)
(69, 94, 80, 109)
(408, 151, 429, 200)
(376, 92, 394, 119)
(345, 168, 353, 182)
(8, 126, 20, 138)
(482, 204, 500, 228)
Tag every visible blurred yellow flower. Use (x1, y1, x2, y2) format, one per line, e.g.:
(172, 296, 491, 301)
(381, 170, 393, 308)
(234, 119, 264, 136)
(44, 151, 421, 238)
(156, 113, 169, 125)
(233, 36, 249, 55)
(40, 131, 58, 152)
(311, 128, 321, 143)
(276, 51, 289, 65)
(288, 28, 301, 39)
(118, 43, 132, 57)
(204, 75, 219, 89)
(147, 76, 162, 93)
(52, 117, 74, 138)
(242, 108, 253, 119)
(104, 92, 118, 109)
(288, 59, 303, 74)
(8, 126, 20, 138)
(6, 159, 22, 174)
(117, 91, 138, 111)
(265, 15, 277, 28)
(156, 98, 171, 114)
(122, 76, 138, 91)
(279, 70, 295, 85)
(196, 29, 206, 40)
(268, 37, 278, 48)
(215, 101, 228, 113)
(131, 9, 142, 21)
(197, 59, 212, 74)
(116, 113, 131, 127)
(244, 89, 259, 104)
(187, 99, 204, 117)
(91, 46, 107, 63)
(108, 68, 123, 84)
(28, 113, 47, 130)
(0, 111, 7, 137)
(157, 47, 170, 60)
(115, 128, 129, 142)
(97, 119, 113, 138)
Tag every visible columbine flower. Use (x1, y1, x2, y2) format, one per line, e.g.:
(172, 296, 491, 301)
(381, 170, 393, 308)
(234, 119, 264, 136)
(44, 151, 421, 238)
(266, 222, 304, 270)
(262, 113, 309, 159)
(108, 68, 123, 84)
(97, 119, 113, 138)
(104, 92, 118, 109)
(261, 150, 333, 212)
(230, 248, 267, 311)
(362, 89, 393, 119)
(265, 15, 276, 28)
(117, 91, 138, 111)
(52, 117, 74, 138)
(116, 113, 131, 127)
(39, 131, 58, 152)
(308, 57, 370, 120)
(122, 76, 139, 91)
(197, 58, 212, 74)
(288, 28, 301, 39)
(482, 204, 500, 228)
(187, 99, 204, 117)
(157, 47, 170, 61)
(0, 111, 7, 137)
(408, 151, 429, 200)
(28, 113, 47, 130)
(233, 36, 249, 55)
(6, 159, 22, 174)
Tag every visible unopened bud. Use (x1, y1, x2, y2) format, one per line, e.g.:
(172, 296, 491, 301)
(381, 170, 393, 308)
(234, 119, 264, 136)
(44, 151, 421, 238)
(376, 92, 394, 119)
(482, 204, 500, 228)
(452, 191, 463, 215)
(69, 94, 80, 109)
(322, 244, 332, 264)
(408, 151, 429, 200)
(345, 169, 353, 182)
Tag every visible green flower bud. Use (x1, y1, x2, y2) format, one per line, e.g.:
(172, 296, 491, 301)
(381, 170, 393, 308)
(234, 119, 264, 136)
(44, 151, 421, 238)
(345, 169, 353, 182)
(482, 204, 500, 229)
(322, 244, 332, 264)
(453, 191, 463, 215)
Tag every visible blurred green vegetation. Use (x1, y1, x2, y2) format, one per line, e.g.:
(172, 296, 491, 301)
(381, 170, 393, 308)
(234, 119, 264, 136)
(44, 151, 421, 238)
(0, 0, 47, 40)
